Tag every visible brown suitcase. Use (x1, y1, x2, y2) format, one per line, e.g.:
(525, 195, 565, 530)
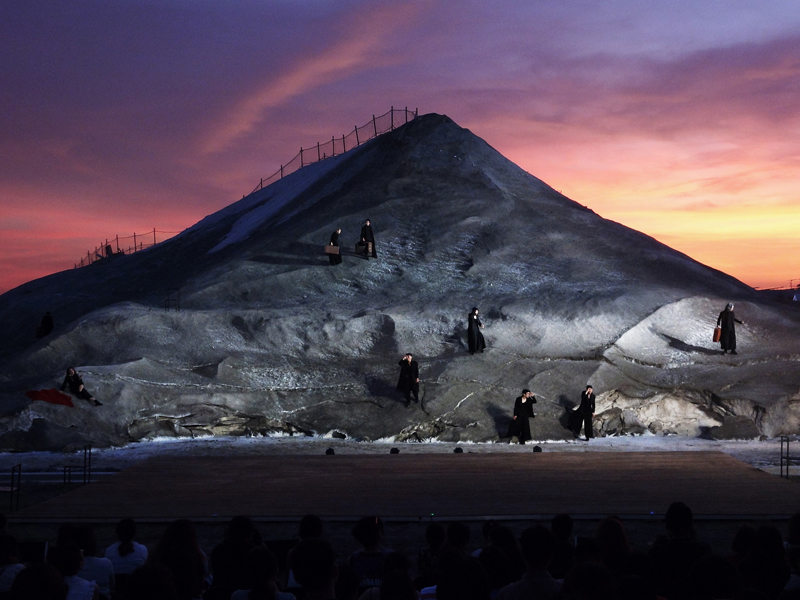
(324, 245, 340, 255)
(713, 327, 721, 342)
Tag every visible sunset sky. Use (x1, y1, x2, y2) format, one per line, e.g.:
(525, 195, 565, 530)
(1, 0, 798, 294)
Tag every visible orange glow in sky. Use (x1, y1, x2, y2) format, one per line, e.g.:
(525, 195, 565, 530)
(1, 0, 798, 293)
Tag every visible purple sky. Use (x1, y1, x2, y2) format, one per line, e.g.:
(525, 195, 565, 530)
(2, 0, 799, 292)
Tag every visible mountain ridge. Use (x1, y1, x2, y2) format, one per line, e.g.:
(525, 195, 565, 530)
(1, 113, 797, 450)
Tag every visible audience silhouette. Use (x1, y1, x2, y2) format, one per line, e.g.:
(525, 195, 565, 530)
(0, 505, 797, 600)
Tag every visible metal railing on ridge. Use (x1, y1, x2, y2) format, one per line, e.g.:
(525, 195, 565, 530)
(249, 106, 418, 194)
(73, 107, 418, 271)
(74, 229, 182, 269)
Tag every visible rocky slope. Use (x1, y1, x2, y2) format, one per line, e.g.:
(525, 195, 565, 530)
(1, 114, 799, 450)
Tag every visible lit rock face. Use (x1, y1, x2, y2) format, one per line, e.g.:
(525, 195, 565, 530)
(1, 114, 799, 450)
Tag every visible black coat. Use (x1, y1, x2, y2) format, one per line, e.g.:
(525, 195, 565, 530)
(509, 395, 536, 441)
(360, 224, 375, 243)
(467, 313, 486, 353)
(717, 309, 742, 351)
(360, 224, 377, 258)
(61, 373, 84, 395)
(329, 230, 342, 265)
(579, 391, 595, 415)
(396, 359, 419, 392)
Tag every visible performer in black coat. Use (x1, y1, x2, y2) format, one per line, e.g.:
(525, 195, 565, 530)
(574, 385, 595, 440)
(467, 307, 486, 354)
(360, 219, 377, 258)
(328, 228, 342, 265)
(61, 367, 101, 406)
(717, 303, 743, 355)
(396, 353, 420, 406)
(508, 389, 537, 443)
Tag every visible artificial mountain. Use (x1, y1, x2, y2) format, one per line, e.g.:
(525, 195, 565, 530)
(2, 113, 799, 451)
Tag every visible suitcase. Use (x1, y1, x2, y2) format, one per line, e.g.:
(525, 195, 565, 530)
(355, 241, 372, 256)
(713, 326, 721, 343)
(324, 245, 340, 255)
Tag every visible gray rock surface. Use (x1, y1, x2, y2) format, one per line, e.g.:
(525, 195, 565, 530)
(1, 113, 799, 450)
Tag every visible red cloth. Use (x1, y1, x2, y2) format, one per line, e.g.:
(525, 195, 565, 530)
(25, 389, 74, 407)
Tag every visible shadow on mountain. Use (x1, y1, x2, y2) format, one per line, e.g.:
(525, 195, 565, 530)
(365, 375, 399, 403)
(251, 242, 329, 267)
(661, 334, 720, 356)
(557, 394, 579, 434)
(487, 402, 512, 439)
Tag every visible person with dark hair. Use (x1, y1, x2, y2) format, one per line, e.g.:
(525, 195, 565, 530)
(496, 525, 562, 600)
(649, 502, 711, 599)
(349, 517, 392, 596)
(550, 514, 575, 580)
(290, 538, 338, 600)
(73, 524, 115, 600)
(471, 520, 499, 558)
(488, 526, 525, 583)
(286, 515, 325, 594)
(738, 525, 791, 599)
(149, 519, 209, 593)
(415, 522, 446, 591)
(509, 390, 536, 443)
(105, 519, 148, 575)
(467, 308, 486, 354)
(595, 518, 631, 581)
(157, 545, 205, 600)
(60, 367, 101, 406)
(717, 303, 744, 355)
(207, 516, 262, 600)
(231, 546, 296, 600)
(396, 354, 420, 406)
(328, 228, 343, 266)
(360, 219, 377, 259)
(574, 385, 596, 441)
(9, 562, 67, 600)
(0, 530, 25, 594)
(299, 514, 324, 540)
(727, 524, 756, 567)
(49, 541, 100, 600)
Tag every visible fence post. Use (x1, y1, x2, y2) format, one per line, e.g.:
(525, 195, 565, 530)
(373, 115, 377, 137)
(391, 106, 394, 130)
(260, 178, 263, 190)
(355, 126, 359, 146)
(331, 136, 335, 157)
(87, 250, 90, 264)
(153, 228, 156, 246)
(342, 134, 346, 152)
(280, 165, 284, 178)
(405, 107, 408, 123)
(300, 148, 304, 167)
(115, 235, 119, 252)
(133, 232, 136, 252)
(317, 142, 321, 162)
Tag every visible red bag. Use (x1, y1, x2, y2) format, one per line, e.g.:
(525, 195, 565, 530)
(713, 327, 721, 343)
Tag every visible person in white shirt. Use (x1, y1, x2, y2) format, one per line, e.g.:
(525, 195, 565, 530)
(104, 518, 148, 575)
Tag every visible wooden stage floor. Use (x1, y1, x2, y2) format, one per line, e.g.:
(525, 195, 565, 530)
(15, 452, 800, 522)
